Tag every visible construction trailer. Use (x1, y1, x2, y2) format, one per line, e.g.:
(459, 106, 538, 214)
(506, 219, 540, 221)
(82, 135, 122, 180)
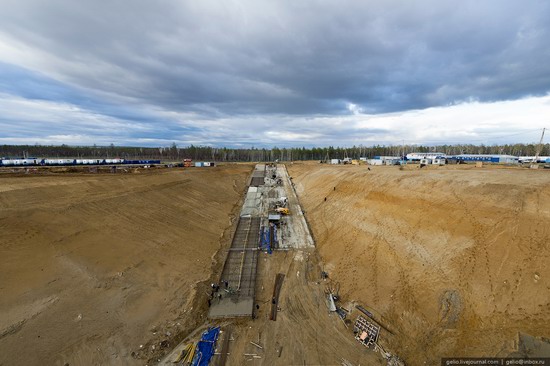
(383, 158, 401, 166)
(366, 159, 384, 166)
(330, 159, 341, 164)
(365, 156, 400, 166)
(195, 161, 215, 167)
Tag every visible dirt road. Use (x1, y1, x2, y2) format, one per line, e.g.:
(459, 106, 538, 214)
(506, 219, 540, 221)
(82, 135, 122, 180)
(288, 162, 550, 364)
(0, 165, 251, 366)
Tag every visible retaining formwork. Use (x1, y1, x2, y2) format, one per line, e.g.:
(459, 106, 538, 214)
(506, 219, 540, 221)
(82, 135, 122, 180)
(249, 164, 266, 187)
(209, 217, 261, 318)
(220, 217, 261, 297)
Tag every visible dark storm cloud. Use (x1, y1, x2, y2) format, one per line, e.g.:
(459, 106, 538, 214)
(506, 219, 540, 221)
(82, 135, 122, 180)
(0, 0, 549, 117)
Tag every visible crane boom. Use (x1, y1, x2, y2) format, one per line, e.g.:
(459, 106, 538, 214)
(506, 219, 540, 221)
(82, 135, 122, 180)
(531, 128, 546, 168)
(534, 128, 546, 163)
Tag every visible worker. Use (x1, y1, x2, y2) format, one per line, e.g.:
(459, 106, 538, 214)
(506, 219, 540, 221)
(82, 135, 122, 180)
(324, 197, 327, 202)
(333, 186, 336, 191)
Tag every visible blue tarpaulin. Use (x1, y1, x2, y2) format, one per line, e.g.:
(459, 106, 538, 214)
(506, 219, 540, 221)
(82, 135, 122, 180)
(192, 327, 220, 366)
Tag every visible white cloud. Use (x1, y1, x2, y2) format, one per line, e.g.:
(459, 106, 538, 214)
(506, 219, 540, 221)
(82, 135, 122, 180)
(0, 92, 547, 147)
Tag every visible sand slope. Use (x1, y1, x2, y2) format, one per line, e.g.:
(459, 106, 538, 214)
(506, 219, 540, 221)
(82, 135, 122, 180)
(0, 165, 250, 365)
(289, 163, 550, 364)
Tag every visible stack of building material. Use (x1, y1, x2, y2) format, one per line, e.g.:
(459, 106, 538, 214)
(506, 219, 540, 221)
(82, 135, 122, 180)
(192, 327, 220, 366)
(353, 315, 380, 349)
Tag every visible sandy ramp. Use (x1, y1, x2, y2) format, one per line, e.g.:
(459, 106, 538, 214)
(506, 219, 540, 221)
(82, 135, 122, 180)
(0, 165, 251, 365)
(289, 163, 550, 364)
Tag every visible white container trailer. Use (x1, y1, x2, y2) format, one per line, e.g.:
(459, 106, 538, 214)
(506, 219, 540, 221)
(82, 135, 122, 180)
(330, 159, 341, 164)
(367, 159, 384, 166)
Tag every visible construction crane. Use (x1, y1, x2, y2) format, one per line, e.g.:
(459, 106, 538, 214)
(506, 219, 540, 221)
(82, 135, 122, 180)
(531, 127, 546, 169)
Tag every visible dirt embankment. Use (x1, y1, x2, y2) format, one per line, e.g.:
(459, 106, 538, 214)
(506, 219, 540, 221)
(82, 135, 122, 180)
(0, 165, 251, 366)
(289, 163, 550, 365)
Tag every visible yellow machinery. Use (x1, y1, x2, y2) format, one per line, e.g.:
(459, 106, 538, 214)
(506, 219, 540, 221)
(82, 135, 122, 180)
(275, 207, 290, 215)
(172, 343, 196, 364)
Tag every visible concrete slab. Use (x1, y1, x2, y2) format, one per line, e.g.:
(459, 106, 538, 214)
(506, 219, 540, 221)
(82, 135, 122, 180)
(208, 297, 255, 318)
(278, 165, 315, 249)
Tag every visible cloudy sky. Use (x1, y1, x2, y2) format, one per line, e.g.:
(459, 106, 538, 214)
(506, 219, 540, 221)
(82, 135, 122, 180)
(0, 0, 549, 147)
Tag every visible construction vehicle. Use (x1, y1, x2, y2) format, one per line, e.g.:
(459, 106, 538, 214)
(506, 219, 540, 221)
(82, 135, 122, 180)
(275, 207, 290, 215)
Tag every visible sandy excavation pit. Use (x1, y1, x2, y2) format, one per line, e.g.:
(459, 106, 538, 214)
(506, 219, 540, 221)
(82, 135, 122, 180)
(288, 162, 550, 364)
(2, 162, 550, 366)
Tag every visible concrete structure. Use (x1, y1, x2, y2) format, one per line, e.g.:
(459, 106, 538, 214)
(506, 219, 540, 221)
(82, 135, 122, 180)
(250, 165, 266, 186)
(208, 162, 313, 319)
(209, 164, 266, 319)
(240, 191, 262, 217)
(209, 217, 261, 318)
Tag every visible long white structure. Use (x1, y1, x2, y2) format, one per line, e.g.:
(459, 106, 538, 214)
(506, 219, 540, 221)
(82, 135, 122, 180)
(406, 152, 446, 161)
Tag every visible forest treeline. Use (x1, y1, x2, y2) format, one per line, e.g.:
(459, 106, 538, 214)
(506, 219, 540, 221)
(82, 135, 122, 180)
(1, 143, 549, 162)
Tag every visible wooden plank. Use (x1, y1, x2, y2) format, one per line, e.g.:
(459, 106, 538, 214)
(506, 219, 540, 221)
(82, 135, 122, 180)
(270, 273, 285, 321)
(217, 327, 231, 366)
